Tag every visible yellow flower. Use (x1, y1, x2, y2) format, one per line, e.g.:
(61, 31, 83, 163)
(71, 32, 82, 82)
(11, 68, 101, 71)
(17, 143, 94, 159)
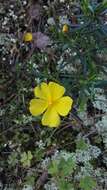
(23, 32, 33, 42)
(62, 24, 69, 33)
(29, 82, 73, 128)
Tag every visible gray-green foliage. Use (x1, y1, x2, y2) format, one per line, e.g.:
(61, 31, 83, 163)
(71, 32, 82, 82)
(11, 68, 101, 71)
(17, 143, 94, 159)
(47, 148, 98, 190)
(48, 154, 76, 190)
(1, 0, 107, 189)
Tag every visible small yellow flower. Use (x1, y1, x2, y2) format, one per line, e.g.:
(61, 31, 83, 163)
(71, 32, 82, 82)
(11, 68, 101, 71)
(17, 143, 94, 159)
(62, 24, 69, 33)
(23, 32, 33, 42)
(29, 82, 73, 127)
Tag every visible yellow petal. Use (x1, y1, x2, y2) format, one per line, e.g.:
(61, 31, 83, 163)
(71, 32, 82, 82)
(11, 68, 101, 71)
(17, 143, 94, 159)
(23, 32, 33, 42)
(29, 99, 48, 116)
(42, 106, 60, 127)
(54, 96, 73, 116)
(49, 82, 65, 101)
(34, 82, 51, 101)
(62, 24, 69, 33)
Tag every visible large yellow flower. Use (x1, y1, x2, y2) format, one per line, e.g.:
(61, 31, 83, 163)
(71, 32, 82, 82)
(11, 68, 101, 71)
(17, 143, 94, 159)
(29, 82, 73, 127)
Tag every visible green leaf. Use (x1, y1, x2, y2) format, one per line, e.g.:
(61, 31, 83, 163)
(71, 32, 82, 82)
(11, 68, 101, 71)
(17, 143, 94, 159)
(78, 91, 88, 112)
(8, 152, 18, 167)
(94, 1, 107, 14)
(79, 176, 97, 190)
(24, 175, 35, 186)
(20, 151, 33, 167)
(58, 178, 74, 190)
(81, 0, 94, 16)
(58, 157, 76, 177)
(76, 139, 88, 150)
(35, 149, 45, 161)
(48, 156, 76, 177)
(48, 160, 59, 176)
(21, 152, 27, 163)
(28, 151, 33, 160)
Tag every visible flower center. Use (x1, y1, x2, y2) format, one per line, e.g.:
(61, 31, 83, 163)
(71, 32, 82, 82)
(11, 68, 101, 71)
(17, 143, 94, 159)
(48, 100, 53, 105)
